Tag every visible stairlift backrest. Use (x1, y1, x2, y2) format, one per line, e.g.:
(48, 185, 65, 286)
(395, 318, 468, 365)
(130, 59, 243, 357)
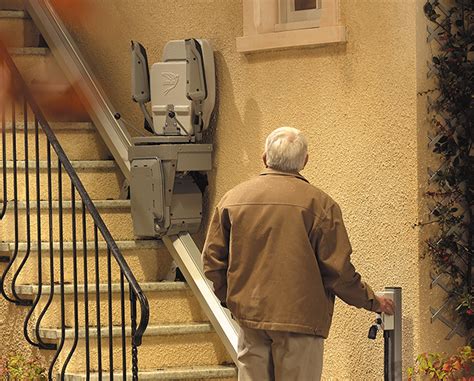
(151, 61, 192, 136)
(149, 39, 215, 138)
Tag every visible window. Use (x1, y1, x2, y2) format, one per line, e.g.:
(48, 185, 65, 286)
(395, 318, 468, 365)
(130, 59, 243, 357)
(236, 0, 346, 53)
(276, 0, 322, 31)
(295, 0, 319, 11)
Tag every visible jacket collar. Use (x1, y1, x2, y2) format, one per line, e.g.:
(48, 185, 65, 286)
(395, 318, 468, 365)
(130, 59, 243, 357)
(260, 168, 309, 183)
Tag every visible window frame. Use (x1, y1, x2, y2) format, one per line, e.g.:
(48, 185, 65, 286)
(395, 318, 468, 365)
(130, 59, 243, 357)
(236, 0, 346, 53)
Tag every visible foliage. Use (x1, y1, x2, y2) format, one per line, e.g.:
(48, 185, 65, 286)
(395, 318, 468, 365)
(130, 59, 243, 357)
(0, 354, 46, 381)
(408, 346, 473, 380)
(420, 0, 474, 340)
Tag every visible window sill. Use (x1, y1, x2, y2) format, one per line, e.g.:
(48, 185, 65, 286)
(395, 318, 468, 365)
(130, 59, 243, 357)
(236, 25, 347, 53)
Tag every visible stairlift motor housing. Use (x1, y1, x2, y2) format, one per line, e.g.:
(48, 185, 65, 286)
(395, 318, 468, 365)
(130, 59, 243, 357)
(129, 39, 215, 237)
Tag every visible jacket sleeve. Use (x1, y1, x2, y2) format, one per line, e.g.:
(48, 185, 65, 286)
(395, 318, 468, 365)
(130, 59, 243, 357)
(315, 202, 381, 312)
(202, 205, 230, 303)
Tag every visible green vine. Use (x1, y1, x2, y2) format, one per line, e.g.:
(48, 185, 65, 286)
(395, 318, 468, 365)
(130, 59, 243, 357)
(421, 0, 473, 342)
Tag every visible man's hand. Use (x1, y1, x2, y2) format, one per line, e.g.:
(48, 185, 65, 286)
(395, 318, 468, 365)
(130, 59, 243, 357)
(376, 296, 395, 315)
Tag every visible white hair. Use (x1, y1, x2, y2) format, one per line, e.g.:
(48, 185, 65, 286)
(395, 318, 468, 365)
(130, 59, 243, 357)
(264, 127, 308, 172)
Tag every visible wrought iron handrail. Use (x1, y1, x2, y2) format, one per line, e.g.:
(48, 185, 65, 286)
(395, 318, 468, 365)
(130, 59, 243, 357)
(0, 40, 149, 380)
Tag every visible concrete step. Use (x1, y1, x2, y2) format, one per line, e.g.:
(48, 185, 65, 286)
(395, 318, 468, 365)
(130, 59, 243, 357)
(0, 199, 134, 241)
(1, 0, 25, 11)
(38, 322, 231, 373)
(15, 281, 208, 328)
(0, 239, 173, 284)
(8, 46, 47, 55)
(62, 365, 237, 380)
(0, 11, 40, 47)
(1, 121, 110, 161)
(0, 160, 122, 200)
(41, 322, 215, 340)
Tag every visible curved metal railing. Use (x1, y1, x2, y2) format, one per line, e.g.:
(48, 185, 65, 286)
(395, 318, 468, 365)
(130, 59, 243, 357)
(0, 40, 149, 380)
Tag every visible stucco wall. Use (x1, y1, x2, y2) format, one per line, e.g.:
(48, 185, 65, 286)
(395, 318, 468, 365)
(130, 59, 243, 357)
(0, 272, 50, 369)
(14, 0, 454, 378)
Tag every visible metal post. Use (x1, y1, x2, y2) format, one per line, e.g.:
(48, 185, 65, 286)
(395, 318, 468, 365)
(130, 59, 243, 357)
(382, 287, 402, 381)
(369, 287, 402, 381)
(384, 287, 402, 381)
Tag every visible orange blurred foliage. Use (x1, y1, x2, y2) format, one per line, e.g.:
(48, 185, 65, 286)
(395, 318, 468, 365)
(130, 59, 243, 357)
(0, 63, 88, 121)
(0, 63, 13, 111)
(31, 81, 89, 121)
(49, 0, 94, 24)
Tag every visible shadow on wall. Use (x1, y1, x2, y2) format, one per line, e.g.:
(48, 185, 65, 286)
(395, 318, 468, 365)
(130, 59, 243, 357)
(199, 51, 263, 247)
(343, 313, 414, 380)
(199, 50, 226, 246)
(403, 316, 415, 374)
(243, 42, 347, 65)
(242, 98, 263, 166)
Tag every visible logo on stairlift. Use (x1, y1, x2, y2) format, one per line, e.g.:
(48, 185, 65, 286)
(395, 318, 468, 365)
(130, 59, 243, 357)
(161, 72, 179, 95)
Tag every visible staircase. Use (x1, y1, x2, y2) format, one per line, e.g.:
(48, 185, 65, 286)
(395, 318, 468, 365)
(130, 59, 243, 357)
(0, 3, 236, 380)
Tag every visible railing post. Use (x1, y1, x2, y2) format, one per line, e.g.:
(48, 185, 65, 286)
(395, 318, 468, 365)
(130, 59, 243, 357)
(0, 61, 7, 219)
(369, 287, 402, 381)
(383, 287, 402, 381)
(130, 290, 138, 381)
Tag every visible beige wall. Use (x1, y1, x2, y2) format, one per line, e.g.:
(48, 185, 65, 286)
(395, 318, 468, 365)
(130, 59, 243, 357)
(0, 281, 51, 370)
(33, 0, 458, 378)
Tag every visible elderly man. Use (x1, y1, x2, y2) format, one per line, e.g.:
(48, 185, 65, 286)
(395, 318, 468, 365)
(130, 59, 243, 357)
(202, 127, 394, 381)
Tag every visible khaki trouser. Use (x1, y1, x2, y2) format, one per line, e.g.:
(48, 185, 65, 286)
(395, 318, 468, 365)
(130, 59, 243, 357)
(237, 325, 325, 381)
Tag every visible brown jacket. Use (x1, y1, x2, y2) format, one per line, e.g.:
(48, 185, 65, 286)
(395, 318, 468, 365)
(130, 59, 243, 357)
(202, 168, 381, 338)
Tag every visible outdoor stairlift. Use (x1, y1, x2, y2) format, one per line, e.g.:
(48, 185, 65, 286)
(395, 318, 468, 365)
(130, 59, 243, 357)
(127, 38, 402, 378)
(129, 39, 214, 237)
(128, 39, 239, 363)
